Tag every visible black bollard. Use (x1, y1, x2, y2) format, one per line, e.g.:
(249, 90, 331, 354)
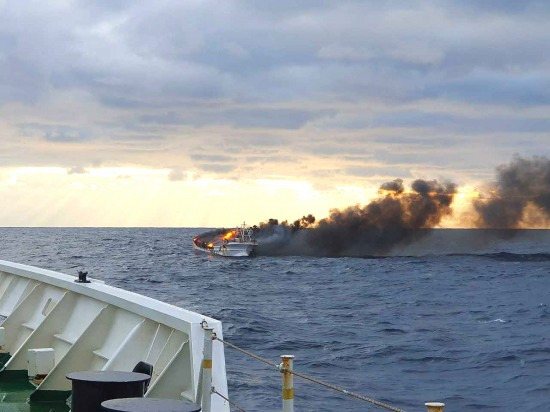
(75, 270, 91, 283)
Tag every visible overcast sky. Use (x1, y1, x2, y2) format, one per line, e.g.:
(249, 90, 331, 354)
(1, 0, 549, 226)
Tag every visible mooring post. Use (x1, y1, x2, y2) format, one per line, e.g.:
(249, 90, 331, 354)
(201, 326, 214, 412)
(425, 402, 445, 412)
(281, 354, 295, 412)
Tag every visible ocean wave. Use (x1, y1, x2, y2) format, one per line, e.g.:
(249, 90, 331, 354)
(478, 318, 508, 324)
(476, 252, 550, 262)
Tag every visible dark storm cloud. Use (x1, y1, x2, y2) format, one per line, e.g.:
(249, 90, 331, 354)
(191, 154, 233, 163)
(370, 111, 550, 134)
(17, 123, 163, 144)
(240, 135, 289, 147)
(2, 1, 550, 110)
(220, 109, 335, 129)
(245, 154, 297, 164)
(447, 0, 550, 14)
(1, 0, 549, 175)
(345, 166, 413, 178)
(19, 123, 91, 143)
(189, 153, 240, 174)
(196, 164, 236, 174)
(424, 74, 550, 106)
(139, 108, 334, 130)
(112, 134, 164, 142)
(306, 144, 371, 156)
(373, 136, 461, 147)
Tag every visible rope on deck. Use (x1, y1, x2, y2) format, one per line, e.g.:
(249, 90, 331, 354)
(214, 335, 406, 412)
(212, 387, 248, 412)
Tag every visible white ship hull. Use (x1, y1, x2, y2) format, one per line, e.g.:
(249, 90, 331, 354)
(0, 260, 230, 410)
(194, 242, 255, 257)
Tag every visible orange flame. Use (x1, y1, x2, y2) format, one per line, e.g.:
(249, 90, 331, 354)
(223, 230, 237, 240)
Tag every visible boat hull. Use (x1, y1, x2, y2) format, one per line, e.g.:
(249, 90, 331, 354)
(0, 260, 229, 411)
(194, 242, 255, 257)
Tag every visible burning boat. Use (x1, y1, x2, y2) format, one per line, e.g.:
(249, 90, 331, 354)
(193, 223, 257, 257)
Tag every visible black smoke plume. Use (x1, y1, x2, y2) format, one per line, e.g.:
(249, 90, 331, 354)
(255, 178, 457, 257)
(474, 156, 550, 228)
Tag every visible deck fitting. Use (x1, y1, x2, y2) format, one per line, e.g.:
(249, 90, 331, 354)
(75, 271, 91, 283)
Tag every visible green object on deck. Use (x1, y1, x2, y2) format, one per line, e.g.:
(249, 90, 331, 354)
(0, 352, 11, 368)
(0, 378, 70, 411)
(0, 369, 29, 381)
(29, 389, 72, 403)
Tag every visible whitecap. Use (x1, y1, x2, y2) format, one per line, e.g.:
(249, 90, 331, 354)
(479, 318, 508, 324)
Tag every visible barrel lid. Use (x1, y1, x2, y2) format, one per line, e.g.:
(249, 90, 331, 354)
(67, 371, 150, 383)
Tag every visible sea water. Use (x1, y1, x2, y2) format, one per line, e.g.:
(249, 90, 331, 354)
(0, 228, 548, 411)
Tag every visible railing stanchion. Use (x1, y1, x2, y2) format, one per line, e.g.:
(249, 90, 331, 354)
(281, 354, 295, 412)
(425, 402, 445, 412)
(216, 334, 410, 411)
(201, 327, 214, 412)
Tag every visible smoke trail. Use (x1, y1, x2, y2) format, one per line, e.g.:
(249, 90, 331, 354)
(193, 156, 549, 257)
(255, 178, 457, 257)
(474, 156, 550, 228)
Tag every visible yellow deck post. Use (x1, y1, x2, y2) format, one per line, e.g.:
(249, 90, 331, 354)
(425, 402, 445, 412)
(281, 355, 294, 412)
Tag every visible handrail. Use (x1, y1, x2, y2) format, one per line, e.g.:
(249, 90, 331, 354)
(212, 334, 410, 412)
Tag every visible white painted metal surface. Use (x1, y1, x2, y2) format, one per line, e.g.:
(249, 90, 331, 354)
(27, 348, 55, 377)
(0, 260, 229, 410)
(201, 326, 213, 412)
